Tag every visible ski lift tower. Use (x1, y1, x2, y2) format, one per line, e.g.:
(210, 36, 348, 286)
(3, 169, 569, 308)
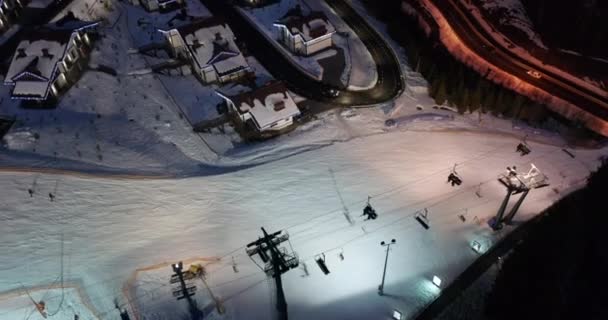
(246, 228, 299, 320)
(489, 164, 549, 230)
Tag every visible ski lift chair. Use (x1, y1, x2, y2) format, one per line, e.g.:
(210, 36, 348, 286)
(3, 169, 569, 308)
(516, 136, 531, 156)
(315, 254, 330, 275)
(363, 204, 378, 220)
(516, 143, 531, 156)
(447, 172, 462, 186)
(447, 164, 463, 186)
(362, 196, 379, 220)
(414, 209, 430, 230)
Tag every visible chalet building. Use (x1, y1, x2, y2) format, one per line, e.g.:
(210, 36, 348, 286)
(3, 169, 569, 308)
(160, 17, 251, 84)
(140, 0, 185, 12)
(3, 13, 99, 102)
(273, 6, 335, 56)
(216, 81, 300, 133)
(0, 0, 24, 34)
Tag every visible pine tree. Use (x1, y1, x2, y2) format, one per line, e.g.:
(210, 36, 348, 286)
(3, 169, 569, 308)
(434, 77, 448, 106)
(482, 84, 496, 113)
(510, 94, 526, 119)
(469, 83, 482, 112)
(457, 90, 469, 114)
(492, 89, 505, 116)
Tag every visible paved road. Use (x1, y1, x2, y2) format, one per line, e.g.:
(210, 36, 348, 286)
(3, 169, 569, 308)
(201, 0, 403, 106)
(426, 0, 608, 122)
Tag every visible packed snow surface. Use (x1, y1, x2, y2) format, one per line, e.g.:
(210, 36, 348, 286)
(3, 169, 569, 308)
(0, 127, 605, 320)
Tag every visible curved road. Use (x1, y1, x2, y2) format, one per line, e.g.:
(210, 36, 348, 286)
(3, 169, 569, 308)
(426, 0, 608, 122)
(201, 0, 404, 106)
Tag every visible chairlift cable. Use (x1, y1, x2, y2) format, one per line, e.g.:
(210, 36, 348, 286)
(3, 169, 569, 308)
(46, 233, 65, 317)
(2, 144, 567, 318)
(112, 146, 575, 316)
(92, 160, 554, 319)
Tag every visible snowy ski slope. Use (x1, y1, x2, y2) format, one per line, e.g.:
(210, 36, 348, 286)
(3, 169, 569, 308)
(1, 128, 605, 320)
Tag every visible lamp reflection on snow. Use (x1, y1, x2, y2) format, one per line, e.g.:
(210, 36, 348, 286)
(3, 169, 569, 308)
(432, 275, 442, 288)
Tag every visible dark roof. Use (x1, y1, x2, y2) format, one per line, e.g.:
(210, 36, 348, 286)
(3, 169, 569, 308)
(174, 16, 227, 36)
(223, 81, 289, 114)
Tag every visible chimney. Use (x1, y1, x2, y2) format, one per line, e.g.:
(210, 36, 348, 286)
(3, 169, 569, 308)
(16, 48, 26, 58)
(42, 48, 53, 58)
(274, 100, 285, 111)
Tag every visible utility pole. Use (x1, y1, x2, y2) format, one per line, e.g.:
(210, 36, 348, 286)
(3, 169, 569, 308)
(246, 227, 299, 320)
(170, 261, 202, 319)
(378, 239, 396, 296)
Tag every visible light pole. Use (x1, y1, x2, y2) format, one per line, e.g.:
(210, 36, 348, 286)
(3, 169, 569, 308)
(378, 239, 396, 296)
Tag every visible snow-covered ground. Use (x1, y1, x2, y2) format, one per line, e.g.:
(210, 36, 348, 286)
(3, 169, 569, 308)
(240, 0, 377, 89)
(0, 125, 605, 320)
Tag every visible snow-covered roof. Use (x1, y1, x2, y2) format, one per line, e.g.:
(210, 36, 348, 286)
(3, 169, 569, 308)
(165, 17, 249, 76)
(219, 81, 300, 130)
(3, 13, 99, 99)
(274, 7, 335, 42)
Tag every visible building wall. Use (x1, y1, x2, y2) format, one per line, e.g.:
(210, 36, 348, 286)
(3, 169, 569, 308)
(0, 15, 6, 31)
(140, 0, 159, 11)
(218, 68, 248, 84)
(304, 35, 332, 56)
(200, 65, 217, 83)
(49, 29, 95, 100)
(277, 25, 332, 56)
(265, 116, 293, 131)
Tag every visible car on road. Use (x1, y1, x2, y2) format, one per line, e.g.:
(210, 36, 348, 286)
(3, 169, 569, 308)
(322, 88, 341, 98)
(527, 70, 542, 79)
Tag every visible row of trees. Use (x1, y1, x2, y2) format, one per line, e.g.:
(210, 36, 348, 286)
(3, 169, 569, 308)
(363, 0, 550, 125)
(424, 60, 548, 122)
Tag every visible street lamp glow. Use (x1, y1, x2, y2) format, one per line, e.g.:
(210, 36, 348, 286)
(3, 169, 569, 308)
(432, 275, 442, 288)
(392, 309, 403, 319)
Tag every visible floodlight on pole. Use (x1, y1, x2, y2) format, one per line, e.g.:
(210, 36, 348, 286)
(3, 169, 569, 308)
(378, 239, 396, 296)
(432, 275, 442, 288)
(392, 309, 403, 320)
(471, 240, 482, 254)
